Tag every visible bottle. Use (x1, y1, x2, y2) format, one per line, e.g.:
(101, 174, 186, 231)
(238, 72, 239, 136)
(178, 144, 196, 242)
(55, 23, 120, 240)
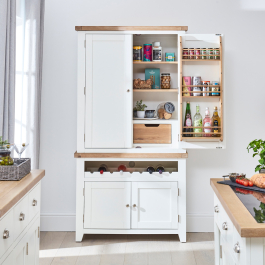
(98, 164, 108, 174)
(203, 107, 212, 137)
(212, 106, 221, 137)
(118, 164, 126, 172)
(152, 42, 162, 61)
(183, 102, 192, 137)
(193, 104, 202, 137)
(147, 166, 155, 174)
(156, 165, 165, 174)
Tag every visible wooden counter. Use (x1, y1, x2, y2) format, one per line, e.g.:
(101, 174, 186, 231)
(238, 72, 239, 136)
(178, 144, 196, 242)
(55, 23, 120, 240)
(0, 169, 45, 218)
(211, 178, 265, 237)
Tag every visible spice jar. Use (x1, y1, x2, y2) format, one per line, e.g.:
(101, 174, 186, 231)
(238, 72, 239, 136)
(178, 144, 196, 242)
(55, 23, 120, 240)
(161, 73, 171, 89)
(133, 46, 142, 61)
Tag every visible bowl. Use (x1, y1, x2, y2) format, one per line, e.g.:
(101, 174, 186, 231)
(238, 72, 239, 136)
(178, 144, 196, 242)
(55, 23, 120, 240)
(145, 110, 155, 118)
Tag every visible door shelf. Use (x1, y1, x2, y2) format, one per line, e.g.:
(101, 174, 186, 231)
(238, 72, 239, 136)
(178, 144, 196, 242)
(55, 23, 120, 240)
(133, 61, 178, 65)
(133, 89, 178, 93)
(182, 59, 220, 62)
(182, 137, 222, 141)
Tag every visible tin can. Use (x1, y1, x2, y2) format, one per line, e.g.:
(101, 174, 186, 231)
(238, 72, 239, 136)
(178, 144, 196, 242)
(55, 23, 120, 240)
(133, 46, 142, 61)
(195, 48, 200, 60)
(143, 44, 152, 61)
(192, 76, 202, 96)
(201, 48, 207, 59)
(183, 49, 188, 59)
(189, 48, 195, 59)
(214, 48, 220, 59)
(202, 81, 210, 96)
(208, 48, 214, 59)
(211, 81, 219, 96)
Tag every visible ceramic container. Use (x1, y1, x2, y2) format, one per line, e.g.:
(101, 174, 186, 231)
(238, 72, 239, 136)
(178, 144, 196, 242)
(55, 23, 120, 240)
(137, 111, 145, 118)
(145, 110, 155, 118)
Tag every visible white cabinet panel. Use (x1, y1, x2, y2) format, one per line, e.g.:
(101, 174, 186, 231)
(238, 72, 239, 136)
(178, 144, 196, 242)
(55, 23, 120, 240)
(85, 34, 133, 148)
(131, 182, 178, 229)
(27, 219, 39, 265)
(84, 182, 131, 229)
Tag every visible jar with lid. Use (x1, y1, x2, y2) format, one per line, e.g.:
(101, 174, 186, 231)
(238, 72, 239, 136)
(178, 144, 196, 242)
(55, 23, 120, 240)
(161, 73, 171, 89)
(133, 46, 142, 61)
(152, 42, 162, 61)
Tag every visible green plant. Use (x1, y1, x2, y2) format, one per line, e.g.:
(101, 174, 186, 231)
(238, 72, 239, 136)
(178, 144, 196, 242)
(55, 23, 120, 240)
(135, 100, 147, 111)
(133, 107, 137, 111)
(247, 139, 265, 172)
(254, 202, 265, 223)
(0, 136, 9, 149)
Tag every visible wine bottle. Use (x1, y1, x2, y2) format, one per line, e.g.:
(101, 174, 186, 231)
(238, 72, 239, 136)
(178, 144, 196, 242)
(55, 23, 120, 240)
(193, 104, 202, 137)
(98, 164, 108, 174)
(147, 166, 155, 174)
(203, 107, 212, 137)
(183, 102, 193, 137)
(156, 165, 165, 174)
(118, 164, 126, 172)
(212, 106, 221, 137)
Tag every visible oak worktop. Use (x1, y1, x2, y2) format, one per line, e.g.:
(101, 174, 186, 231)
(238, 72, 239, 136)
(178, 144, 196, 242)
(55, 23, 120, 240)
(0, 169, 45, 218)
(211, 178, 265, 237)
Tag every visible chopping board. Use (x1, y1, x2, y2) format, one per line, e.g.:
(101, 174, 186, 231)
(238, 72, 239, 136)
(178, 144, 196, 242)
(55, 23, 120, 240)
(218, 180, 265, 193)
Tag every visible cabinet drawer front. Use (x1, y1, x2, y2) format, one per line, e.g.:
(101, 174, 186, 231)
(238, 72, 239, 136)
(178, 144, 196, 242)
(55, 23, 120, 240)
(84, 182, 131, 229)
(0, 209, 14, 258)
(133, 124, 171, 144)
(28, 184, 41, 221)
(13, 194, 29, 240)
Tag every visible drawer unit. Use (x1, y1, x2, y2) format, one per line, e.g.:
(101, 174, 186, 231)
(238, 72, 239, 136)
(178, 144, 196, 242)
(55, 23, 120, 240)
(133, 124, 171, 144)
(232, 226, 248, 265)
(0, 210, 14, 258)
(28, 183, 41, 221)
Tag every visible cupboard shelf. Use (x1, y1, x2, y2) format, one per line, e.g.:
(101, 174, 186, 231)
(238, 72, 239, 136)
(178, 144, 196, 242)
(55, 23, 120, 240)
(182, 96, 220, 98)
(133, 61, 178, 65)
(182, 59, 220, 62)
(133, 89, 178, 93)
(182, 137, 222, 141)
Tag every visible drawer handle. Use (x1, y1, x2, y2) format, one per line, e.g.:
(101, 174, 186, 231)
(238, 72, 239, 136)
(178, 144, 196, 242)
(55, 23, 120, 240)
(222, 222, 228, 230)
(3, 229, 9, 239)
(233, 242, 240, 253)
(32, 199, 37, 206)
(144, 124, 159, 127)
(19, 212, 25, 221)
(214, 205, 219, 213)
(133, 204, 137, 207)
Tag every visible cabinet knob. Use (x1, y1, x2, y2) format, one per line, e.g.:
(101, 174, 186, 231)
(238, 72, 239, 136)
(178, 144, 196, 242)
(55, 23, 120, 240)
(32, 199, 37, 206)
(233, 242, 240, 253)
(3, 229, 9, 239)
(222, 222, 228, 230)
(133, 204, 136, 207)
(19, 212, 25, 221)
(214, 205, 219, 213)
(126, 204, 129, 207)
(127, 89, 130, 92)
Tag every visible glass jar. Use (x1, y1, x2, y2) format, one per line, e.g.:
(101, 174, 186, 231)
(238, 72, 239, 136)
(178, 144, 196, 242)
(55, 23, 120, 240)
(161, 73, 171, 89)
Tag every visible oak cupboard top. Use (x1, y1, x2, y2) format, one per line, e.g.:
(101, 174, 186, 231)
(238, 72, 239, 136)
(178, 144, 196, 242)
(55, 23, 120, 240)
(75, 26, 188, 31)
(0, 169, 45, 218)
(211, 178, 265, 237)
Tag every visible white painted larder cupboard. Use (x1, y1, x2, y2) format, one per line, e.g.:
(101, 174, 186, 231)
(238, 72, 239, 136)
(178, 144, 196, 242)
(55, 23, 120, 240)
(74, 26, 225, 243)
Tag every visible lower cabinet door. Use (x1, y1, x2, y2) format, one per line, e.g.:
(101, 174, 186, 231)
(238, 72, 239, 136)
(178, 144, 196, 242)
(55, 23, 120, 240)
(131, 182, 178, 229)
(27, 219, 40, 265)
(84, 182, 131, 229)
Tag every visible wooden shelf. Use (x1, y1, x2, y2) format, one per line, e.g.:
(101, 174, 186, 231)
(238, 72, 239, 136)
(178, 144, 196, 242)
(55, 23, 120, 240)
(182, 59, 220, 62)
(182, 137, 222, 141)
(182, 96, 220, 98)
(133, 89, 178, 93)
(133, 61, 178, 65)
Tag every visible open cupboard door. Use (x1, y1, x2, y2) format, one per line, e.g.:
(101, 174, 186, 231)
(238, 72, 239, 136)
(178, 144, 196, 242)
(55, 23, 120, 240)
(85, 34, 133, 148)
(178, 34, 225, 149)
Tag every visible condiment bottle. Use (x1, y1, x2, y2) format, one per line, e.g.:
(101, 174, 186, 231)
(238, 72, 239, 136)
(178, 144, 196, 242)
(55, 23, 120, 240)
(153, 42, 162, 62)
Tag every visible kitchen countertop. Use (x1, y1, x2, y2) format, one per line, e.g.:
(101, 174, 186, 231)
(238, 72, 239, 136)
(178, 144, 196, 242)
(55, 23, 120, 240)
(0, 169, 45, 218)
(211, 178, 265, 237)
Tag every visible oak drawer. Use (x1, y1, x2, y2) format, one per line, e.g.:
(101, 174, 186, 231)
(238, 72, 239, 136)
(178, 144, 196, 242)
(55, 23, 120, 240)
(133, 124, 171, 144)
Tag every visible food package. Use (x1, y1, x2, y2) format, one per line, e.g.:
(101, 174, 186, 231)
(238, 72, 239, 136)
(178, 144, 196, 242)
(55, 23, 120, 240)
(250, 173, 265, 188)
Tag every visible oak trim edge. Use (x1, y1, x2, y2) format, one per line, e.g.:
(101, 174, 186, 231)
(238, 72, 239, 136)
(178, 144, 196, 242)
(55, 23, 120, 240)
(75, 26, 188, 31)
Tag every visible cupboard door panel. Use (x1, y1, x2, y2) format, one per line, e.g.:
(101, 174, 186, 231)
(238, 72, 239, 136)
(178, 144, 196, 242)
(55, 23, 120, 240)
(27, 219, 39, 265)
(131, 182, 178, 229)
(84, 182, 131, 229)
(85, 34, 133, 148)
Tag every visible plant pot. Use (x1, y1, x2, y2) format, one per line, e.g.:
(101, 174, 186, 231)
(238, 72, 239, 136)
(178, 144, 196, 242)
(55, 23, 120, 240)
(137, 111, 145, 118)
(259, 169, 265, 174)
(133, 110, 137, 118)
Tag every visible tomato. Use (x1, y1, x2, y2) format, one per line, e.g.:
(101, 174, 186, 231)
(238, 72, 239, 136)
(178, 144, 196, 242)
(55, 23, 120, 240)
(243, 181, 248, 187)
(236, 179, 239, 184)
(249, 181, 253, 187)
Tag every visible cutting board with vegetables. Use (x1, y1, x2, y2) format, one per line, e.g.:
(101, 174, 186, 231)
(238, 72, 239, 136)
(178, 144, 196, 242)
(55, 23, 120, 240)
(217, 180, 265, 193)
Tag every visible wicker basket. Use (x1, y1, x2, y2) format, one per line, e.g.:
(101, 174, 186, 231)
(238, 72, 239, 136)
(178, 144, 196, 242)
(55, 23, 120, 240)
(0, 158, 31, 181)
(133, 78, 152, 89)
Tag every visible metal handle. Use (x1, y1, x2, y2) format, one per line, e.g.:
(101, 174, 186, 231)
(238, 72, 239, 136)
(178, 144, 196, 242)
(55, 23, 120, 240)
(233, 242, 240, 253)
(133, 204, 136, 207)
(32, 199, 37, 206)
(222, 222, 228, 230)
(214, 205, 219, 213)
(19, 212, 25, 221)
(126, 204, 129, 207)
(3, 229, 9, 239)
(127, 89, 130, 92)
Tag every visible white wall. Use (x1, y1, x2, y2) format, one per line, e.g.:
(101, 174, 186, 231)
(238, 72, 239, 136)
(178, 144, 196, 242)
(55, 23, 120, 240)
(40, 0, 265, 231)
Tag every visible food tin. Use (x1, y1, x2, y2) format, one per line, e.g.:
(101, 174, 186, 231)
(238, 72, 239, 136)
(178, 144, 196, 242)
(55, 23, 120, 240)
(211, 81, 219, 96)
(183, 49, 188, 59)
(143, 44, 152, 61)
(214, 48, 220, 59)
(208, 48, 214, 59)
(201, 48, 207, 59)
(202, 81, 210, 96)
(161, 73, 171, 89)
(133, 46, 142, 61)
(192, 76, 202, 96)
(189, 48, 195, 59)
(195, 48, 200, 60)
(165, 52, 175, 61)
(183, 76, 191, 96)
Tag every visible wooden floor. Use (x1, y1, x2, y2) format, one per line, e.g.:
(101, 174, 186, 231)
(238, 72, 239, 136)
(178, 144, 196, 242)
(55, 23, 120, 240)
(40, 232, 214, 265)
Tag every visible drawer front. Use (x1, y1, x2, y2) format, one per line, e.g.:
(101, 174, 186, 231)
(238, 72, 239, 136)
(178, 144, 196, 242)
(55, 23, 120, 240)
(28, 183, 41, 221)
(13, 194, 29, 240)
(133, 124, 171, 144)
(0, 209, 14, 258)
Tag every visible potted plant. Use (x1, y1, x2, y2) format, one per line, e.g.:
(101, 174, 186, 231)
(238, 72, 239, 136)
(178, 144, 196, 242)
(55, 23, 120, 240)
(135, 100, 147, 118)
(133, 107, 137, 118)
(247, 139, 265, 173)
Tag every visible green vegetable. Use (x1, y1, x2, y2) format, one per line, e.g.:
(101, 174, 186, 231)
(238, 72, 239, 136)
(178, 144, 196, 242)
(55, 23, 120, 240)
(247, 139, 265, 172)
(135, 100, 147, 111)
(254, 202, 265, 223)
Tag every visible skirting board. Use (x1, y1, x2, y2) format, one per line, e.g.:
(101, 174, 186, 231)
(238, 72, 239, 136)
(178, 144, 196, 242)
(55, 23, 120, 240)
(40, 213, 214, 232)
